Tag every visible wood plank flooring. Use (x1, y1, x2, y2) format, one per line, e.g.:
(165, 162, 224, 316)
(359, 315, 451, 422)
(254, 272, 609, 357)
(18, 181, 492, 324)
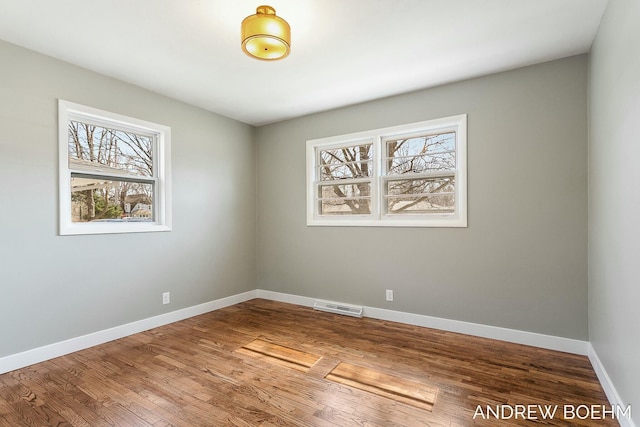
(325, 362, 437, 411)
(0, 299, 617, 426)
(238, 339, 322, 373)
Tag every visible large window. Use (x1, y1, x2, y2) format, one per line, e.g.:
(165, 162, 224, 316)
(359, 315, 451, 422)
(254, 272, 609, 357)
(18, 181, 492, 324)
(306, 115, 466, 227)
(58, 100, 171, 235)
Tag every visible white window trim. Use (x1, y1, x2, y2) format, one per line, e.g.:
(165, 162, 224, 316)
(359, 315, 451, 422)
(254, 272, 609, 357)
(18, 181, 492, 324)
(306, 114, 467, 227)
(58, 99, 172, 235)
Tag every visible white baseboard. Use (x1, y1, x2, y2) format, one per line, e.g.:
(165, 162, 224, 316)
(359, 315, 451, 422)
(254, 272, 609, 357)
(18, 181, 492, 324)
(363, 306, 589, 355)
(256, 289, 589, 355)
(0, 288, 590, 375)
(588, 343, 636, 427)
(0, 290, 258, 375)
(257, 289, 317, 307)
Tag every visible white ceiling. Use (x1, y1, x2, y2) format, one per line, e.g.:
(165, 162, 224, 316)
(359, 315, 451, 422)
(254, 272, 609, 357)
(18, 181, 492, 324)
(0, 0, 608, 126)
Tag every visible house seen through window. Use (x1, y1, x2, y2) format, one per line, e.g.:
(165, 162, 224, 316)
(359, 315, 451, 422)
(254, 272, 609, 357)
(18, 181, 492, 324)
(69, 120, 154, 222)
(59, 100, 171, 235)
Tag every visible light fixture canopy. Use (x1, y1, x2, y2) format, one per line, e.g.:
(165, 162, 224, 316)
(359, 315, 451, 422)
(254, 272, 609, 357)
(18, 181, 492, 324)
(241, 5, 291, 61)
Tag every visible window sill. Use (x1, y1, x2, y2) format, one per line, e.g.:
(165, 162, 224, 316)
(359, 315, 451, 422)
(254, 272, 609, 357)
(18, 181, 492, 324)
(307, 216, 467, 228)
(60, 222, 172, 236)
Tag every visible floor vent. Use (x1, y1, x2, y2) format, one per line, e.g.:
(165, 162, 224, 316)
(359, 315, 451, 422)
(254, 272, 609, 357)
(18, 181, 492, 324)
(313, 300, 363, 318)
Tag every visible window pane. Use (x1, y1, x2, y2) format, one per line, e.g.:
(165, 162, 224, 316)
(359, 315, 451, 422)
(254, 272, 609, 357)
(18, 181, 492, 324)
(387, 195, 455, 214)
(320, 183, 370, 198)
(320, 198, 371, 215)
(71, 175, 153, 223)
(386, 132, 455, 175)
(319, 144, 372, 180)
(68, 120, 153, 177)
(319, 183, 371, 215)
(386, 177, 455, 214)
(320, 161, 373, 180)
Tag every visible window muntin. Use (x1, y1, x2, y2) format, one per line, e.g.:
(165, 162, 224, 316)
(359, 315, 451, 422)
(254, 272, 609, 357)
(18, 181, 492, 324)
(306, 115, 466, 227)
(383, 131, 457, 216)
(315, 142, 374, 217)
(59, 100, 171, 235)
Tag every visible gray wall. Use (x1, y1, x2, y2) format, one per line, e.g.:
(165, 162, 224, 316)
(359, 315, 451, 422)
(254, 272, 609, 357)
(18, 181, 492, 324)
(589, 0, 640, 421)
(0, 39, 594, 360)
(0, 41, 256, 357)
(257, 56, 589, 340)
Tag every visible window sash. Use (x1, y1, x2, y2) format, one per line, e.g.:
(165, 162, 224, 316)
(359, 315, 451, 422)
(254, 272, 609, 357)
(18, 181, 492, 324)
(66, 120, 159, 223)
(315, 178, 374, 217)
(315, 176, 370, 186)
(69, 170, 156, 184)
(384, 192, 455, 199)
(317, 142, 373, 183)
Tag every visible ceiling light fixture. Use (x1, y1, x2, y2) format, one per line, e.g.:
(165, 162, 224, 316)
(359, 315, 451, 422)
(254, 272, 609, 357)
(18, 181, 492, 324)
(241, 5, 290, 61)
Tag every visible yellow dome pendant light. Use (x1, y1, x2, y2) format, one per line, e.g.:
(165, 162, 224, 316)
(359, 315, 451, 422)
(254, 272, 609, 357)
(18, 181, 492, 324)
(241, 5, 291, 60)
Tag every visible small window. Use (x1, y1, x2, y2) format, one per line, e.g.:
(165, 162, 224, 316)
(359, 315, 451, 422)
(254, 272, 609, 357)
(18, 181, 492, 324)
(306, 115, 467, 227)
(58, 100, 171, 235)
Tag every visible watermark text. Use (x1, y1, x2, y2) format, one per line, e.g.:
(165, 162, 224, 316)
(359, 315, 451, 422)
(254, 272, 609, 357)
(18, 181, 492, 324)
(473, 404, 631, 421)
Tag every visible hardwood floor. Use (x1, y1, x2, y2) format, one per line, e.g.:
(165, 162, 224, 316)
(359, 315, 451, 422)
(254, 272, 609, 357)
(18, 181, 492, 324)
(0, 299, 617, 426)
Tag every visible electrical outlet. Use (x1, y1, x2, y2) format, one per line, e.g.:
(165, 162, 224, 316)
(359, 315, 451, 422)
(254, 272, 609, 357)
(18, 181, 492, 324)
(385, 289, 394, 302)
(162, 292, 170, 305)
